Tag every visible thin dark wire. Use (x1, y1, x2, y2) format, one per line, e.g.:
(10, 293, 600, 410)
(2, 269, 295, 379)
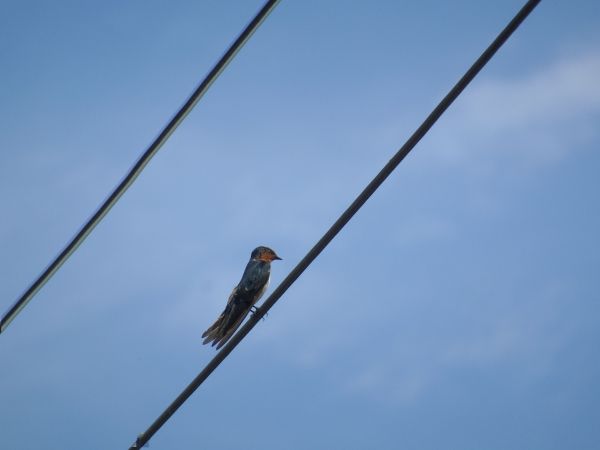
(128, 1, 541, 448)
(0, 0, 281, 334)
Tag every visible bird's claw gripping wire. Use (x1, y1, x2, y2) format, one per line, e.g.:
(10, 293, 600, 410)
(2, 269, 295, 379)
(250, 305, 268, 320)
(131, 434, 149, 449)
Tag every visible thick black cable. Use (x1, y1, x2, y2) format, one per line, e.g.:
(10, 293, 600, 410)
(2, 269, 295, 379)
(0, 0, 281, 334)
(128, 1, 541, 448)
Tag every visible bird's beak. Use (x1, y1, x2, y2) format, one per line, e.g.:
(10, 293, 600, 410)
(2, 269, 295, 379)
(273, 254, 282, 261)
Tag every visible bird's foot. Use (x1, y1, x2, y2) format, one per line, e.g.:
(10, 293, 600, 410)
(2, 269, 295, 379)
(250, 306, 268, 320)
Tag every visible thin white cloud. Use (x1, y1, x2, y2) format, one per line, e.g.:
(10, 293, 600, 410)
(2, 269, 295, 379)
(462, 51, 600, 129)
(429, 49, 600, 169)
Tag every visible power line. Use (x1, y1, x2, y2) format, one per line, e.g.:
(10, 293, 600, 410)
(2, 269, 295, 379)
(128, 0, 542, 448)
(0, 0, 282, 335)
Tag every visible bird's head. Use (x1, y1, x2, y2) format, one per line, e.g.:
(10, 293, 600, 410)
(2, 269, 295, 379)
(251, 246, 282, 262)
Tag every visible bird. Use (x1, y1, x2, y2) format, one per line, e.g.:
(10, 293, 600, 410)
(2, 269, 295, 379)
(202, 246, 282, 349)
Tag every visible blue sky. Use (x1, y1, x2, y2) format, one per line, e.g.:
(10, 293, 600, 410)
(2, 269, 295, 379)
(1, 1, 599, 449)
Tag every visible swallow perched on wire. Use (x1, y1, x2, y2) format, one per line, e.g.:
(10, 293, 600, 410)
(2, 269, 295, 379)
(202, 246, 282, 349)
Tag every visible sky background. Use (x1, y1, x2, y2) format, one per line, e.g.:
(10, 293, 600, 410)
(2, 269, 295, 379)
(1, 1, 599, 449)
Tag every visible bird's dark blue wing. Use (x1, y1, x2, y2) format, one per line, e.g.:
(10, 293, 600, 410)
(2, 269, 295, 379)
(238, 260, 270, 296)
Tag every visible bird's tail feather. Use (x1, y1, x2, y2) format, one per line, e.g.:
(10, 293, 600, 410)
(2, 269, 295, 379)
(214, 310, 250, 349)
(202, 314, 225, 344)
